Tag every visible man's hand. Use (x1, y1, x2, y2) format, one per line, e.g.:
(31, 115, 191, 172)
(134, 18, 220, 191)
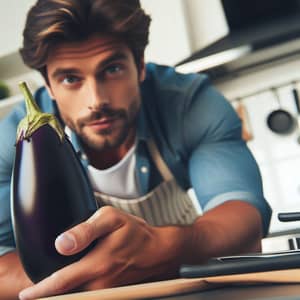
(19, 206, 191, 300)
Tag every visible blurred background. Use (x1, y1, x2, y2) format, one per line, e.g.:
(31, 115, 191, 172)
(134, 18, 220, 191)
(2, 0, 300, 251)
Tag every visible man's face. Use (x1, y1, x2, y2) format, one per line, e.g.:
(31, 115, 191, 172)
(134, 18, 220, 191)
(46, 36, 145, 151)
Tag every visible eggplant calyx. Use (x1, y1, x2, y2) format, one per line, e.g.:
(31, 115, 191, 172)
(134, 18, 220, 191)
(17, 82, 65, 142)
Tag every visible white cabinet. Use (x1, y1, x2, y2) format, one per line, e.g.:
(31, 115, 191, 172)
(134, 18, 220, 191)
(184, 0, 228, 50)
(140, 0, 192, 66)
(0, 0, 36, 57)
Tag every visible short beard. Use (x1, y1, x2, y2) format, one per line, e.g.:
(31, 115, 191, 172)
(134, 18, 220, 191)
(62, 101, 140, 152)
(80, 116, 134, 151)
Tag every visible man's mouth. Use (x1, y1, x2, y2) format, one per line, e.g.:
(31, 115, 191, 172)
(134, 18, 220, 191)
(87, 117, 119, 131)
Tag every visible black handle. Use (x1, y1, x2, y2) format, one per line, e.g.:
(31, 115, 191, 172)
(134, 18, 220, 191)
(278, 212, 300, 222)
(292, 88, 300, 114)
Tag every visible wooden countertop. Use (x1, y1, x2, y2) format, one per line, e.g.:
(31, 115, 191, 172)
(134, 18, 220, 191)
(38, 268, 300, 300)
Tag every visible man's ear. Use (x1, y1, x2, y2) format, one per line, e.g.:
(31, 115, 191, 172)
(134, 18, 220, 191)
(45, 83, 55, 99)
(139, 58, 146, 82)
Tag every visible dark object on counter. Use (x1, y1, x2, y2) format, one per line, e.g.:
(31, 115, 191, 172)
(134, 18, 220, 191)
(0, 81, 10, 99)
(266, 88, 295, 135)
(180, 251, 300, 278)
(11, 82, 98, 283)
(278, 212, 300, 222)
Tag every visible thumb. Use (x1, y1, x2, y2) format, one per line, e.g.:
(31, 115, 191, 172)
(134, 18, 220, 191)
(55, 221, 95, 255)
(55, 206, 124, 255)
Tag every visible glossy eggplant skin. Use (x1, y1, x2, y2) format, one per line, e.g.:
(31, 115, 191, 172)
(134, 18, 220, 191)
(11, 124, 98, 283)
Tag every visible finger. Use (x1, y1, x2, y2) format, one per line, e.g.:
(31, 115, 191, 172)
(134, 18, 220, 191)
(55, 206, 124, 255)
(19, 259, 95, 300)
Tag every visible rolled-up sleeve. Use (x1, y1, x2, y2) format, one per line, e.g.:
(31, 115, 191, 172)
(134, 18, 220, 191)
(183, 80, 272, 236)
(0, 179, 15, 256)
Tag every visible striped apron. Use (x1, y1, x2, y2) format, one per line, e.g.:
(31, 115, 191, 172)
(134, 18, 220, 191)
(94, 139, 199, 226)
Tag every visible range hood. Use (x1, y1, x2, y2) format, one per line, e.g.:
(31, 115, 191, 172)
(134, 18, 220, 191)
(176, 11, 300, 81)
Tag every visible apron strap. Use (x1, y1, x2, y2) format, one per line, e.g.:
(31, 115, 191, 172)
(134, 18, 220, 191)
(146, 139, 174, 182)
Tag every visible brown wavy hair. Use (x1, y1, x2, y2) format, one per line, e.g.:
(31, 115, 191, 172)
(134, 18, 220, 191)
(20, 0, 151, 79)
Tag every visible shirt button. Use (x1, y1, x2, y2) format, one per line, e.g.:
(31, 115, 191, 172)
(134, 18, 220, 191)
(140, 166, 148, 173)
(81, 153, 88, 160)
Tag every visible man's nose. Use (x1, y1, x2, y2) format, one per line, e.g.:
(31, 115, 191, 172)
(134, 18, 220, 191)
(87, 81, 109, 111)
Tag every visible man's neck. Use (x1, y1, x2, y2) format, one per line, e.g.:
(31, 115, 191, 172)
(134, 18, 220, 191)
(83, 130, 136, 170)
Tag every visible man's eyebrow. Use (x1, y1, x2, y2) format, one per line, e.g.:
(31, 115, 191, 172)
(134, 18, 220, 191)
(96, 51, 129, 70)
(51, 68, 80, 79)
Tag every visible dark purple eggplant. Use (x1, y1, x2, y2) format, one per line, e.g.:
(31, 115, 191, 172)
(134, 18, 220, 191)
(11, 82, 98, 283)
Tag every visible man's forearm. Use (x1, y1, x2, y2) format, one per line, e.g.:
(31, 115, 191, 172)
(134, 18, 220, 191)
(156, 200, 263, 275)
(0, 251, 32, 300)
(186, 200, 263, 264)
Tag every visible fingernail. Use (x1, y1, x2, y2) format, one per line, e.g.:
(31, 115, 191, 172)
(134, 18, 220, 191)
(19, 290, 30, 300)
(56, 233, 76, 252)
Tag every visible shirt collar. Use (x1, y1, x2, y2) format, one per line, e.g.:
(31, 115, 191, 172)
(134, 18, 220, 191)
(64, 126, 85, 157)
(136, 101, 151, 141)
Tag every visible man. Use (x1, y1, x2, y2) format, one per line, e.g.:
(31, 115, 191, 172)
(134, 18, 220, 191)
(0, 0, 271, 299)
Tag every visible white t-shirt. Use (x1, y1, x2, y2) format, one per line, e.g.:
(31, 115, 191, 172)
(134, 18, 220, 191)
(87, 142, 141, 199)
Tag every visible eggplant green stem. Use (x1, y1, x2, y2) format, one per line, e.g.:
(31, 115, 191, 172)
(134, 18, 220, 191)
(17, 82, 64, 142)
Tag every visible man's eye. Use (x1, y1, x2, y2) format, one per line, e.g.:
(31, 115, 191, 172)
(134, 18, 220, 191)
(105, 65, 123, 76)
(62, 76, 80, 85)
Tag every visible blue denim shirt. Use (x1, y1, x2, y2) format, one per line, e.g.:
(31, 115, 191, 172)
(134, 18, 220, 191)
(0, 63, 272, 256)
